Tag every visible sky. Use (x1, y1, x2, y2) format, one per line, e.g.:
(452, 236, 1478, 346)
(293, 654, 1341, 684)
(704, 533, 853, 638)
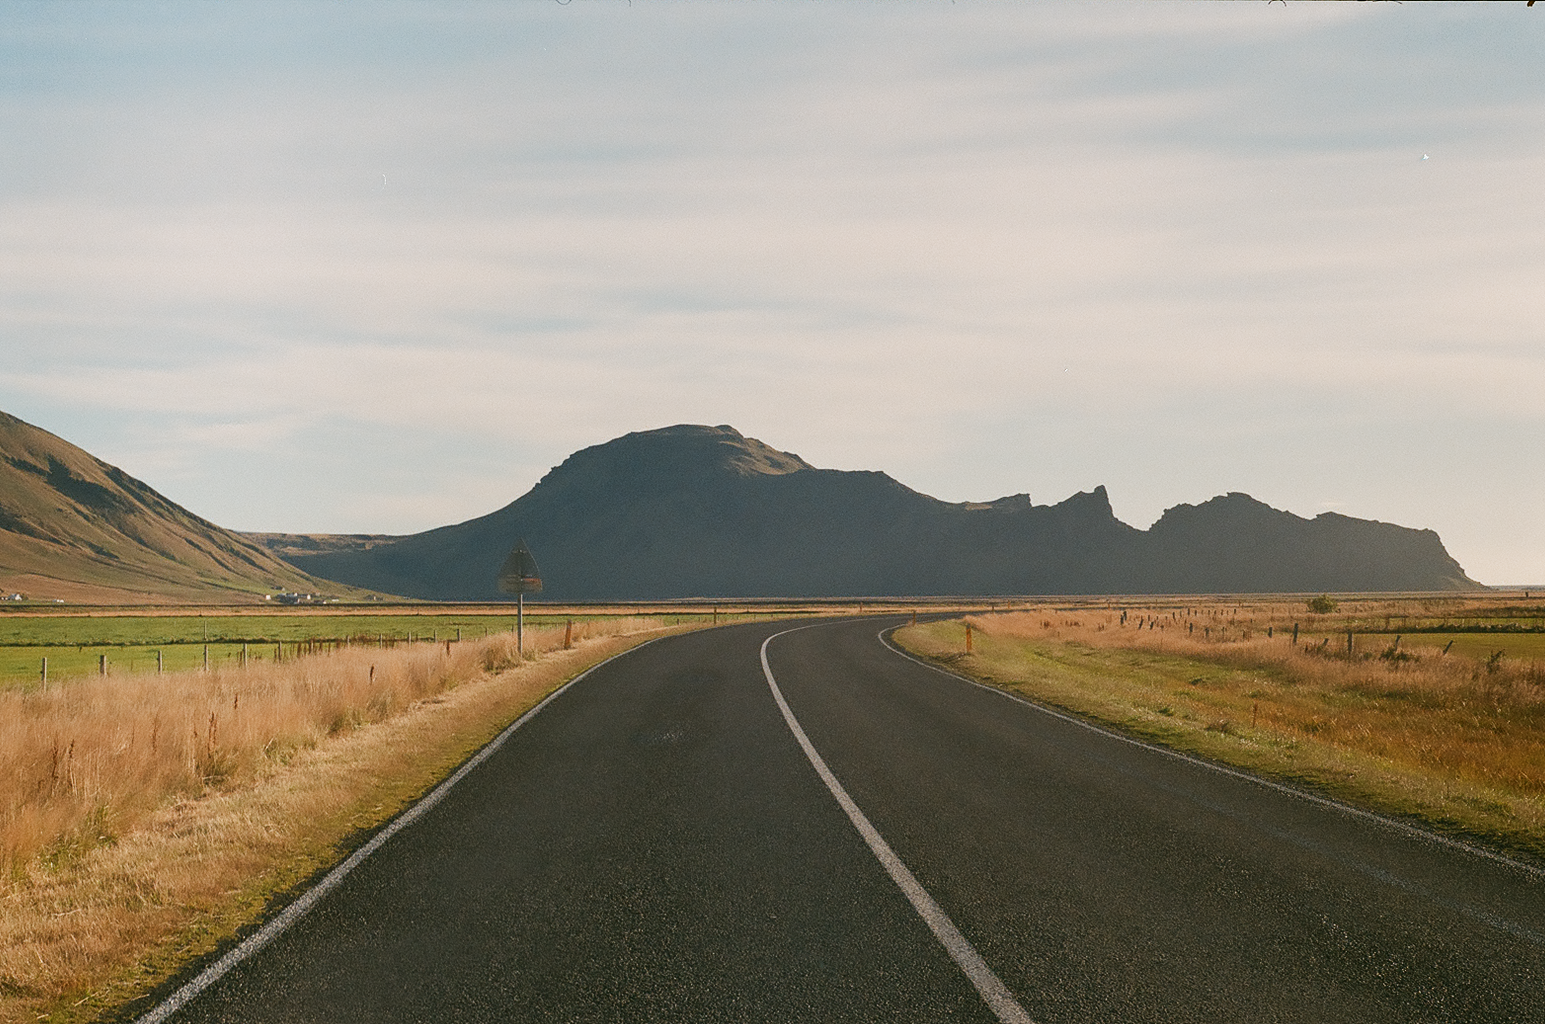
(2, 1, 1542, 585)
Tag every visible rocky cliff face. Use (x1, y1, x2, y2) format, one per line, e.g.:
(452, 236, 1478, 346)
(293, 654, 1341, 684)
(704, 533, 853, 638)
(266, 424, 1481, 599)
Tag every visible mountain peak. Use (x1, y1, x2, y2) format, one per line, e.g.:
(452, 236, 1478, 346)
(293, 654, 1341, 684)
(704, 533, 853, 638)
(537, 424, 812, 491)
(1049, 484, 1114, 519)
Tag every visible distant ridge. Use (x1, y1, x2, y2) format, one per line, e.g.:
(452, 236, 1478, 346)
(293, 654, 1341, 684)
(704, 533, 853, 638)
(257, 424, 1482, 600)
(0, 410, 360, 604)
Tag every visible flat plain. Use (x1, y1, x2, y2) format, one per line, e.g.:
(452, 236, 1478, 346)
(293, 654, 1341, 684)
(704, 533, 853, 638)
(0, 605, 846, 689)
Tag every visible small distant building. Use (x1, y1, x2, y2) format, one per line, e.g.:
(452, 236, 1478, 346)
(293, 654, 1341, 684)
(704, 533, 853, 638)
(4, 593, 24, 602)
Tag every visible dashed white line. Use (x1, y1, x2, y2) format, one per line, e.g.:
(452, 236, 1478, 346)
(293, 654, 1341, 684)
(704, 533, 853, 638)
(760, 627, 1035, 1024)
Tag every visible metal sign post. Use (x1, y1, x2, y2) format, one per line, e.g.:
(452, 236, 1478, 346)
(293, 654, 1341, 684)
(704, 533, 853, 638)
(497, 540, 543, 657)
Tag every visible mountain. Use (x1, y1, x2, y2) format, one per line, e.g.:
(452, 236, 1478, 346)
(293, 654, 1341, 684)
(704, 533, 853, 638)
(1137, 492, 1477, 594)
(256, 424, 1480, 599)
(0, 410, 364, 604)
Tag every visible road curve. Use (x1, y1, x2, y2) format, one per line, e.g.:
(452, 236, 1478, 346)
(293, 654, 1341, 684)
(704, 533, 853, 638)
(136, 616, 1545, 1023)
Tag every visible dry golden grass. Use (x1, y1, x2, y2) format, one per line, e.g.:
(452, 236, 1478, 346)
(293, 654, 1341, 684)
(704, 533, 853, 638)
(0, 616, 677, 1024)
(897, 597, 1545, 862)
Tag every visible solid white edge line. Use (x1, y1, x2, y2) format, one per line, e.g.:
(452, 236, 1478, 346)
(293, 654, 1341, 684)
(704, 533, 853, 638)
(133, 637, 664, 1024)
(877, 626, 1545, 882)
(760, 626, 1035, 1024)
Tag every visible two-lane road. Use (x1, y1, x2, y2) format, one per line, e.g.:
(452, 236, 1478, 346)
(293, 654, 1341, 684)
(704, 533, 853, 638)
(142, 617, 1545, 1023)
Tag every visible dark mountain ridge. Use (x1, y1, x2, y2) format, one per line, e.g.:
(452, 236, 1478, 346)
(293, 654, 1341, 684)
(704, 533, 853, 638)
(262, 424, 1480, 600)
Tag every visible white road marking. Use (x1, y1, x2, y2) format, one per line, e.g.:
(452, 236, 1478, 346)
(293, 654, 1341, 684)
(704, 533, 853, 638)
(760, 628, 1036, 1024)
(132, 640, 662, 1024)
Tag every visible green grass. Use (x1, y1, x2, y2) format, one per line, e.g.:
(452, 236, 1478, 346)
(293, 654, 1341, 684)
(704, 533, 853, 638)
(1, 641, 438, 686)
(1358, 631, 1545, 662)
(0, 611, 753, 688)
(1286, 630, 1545, 663)
(0, 612, 605, 646)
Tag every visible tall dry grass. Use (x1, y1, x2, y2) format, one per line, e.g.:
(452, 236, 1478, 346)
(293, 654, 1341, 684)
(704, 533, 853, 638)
(922, 605, 1545, 852)
(0, 618, 648, 880)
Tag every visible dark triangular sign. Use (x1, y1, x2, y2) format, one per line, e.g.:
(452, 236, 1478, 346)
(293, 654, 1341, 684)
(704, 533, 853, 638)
(497, 540, 543, 594)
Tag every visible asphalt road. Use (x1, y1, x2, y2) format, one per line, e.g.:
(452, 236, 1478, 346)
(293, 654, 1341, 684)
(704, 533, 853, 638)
(142, 616, 1545, 1023)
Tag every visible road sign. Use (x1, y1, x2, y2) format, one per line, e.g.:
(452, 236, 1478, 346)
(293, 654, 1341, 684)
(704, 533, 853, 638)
(497, 540, 542, 656)
(498, 541, 543, 595)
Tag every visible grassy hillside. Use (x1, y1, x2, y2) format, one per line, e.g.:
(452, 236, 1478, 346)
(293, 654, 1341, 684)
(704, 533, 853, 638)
(0, 411, 367, 604)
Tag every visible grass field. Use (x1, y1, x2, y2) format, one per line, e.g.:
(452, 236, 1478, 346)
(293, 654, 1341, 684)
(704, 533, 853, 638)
(0, 607, 801, 690)
(894, 591, 1545, 864)
(0, 598, 970, 690)
(0, 611, 715, 647)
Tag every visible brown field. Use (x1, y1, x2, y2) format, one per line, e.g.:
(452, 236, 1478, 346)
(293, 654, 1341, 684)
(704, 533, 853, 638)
(895, 592, 1545, 864)
(0, 615, 684, 1024)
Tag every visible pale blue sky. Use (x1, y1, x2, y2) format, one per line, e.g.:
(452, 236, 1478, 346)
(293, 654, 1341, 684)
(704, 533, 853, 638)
(3, 1, 1542, 584)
